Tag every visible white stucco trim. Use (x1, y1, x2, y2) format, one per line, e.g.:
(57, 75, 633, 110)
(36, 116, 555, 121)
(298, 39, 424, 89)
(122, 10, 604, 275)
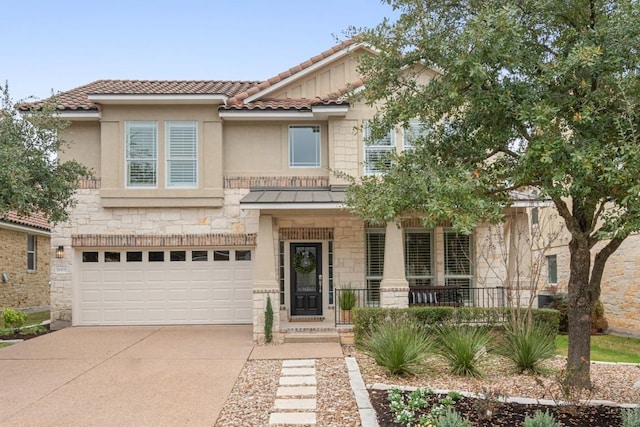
(56, 111, 102, 120)
(0, 222, 50, 237)
(218, 111, 314, 120)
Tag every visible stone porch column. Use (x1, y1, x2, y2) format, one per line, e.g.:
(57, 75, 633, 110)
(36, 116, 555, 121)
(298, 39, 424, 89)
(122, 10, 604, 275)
(380, 220, 409, 308)
(252, 214, 282, 343)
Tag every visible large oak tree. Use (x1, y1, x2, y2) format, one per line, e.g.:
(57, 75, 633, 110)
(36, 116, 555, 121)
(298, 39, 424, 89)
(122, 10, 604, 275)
(0, 84, 91, 223)
(345, 0, 640, 387)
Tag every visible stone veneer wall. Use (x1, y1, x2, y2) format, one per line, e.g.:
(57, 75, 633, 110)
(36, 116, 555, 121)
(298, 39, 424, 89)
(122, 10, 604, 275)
(50, 187, 258, 328)
(0, 228, 50, 308)
(598, 234, 640, 333)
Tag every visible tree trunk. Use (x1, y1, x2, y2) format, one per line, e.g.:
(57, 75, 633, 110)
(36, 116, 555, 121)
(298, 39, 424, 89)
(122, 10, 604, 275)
(566, 236, 594, 389)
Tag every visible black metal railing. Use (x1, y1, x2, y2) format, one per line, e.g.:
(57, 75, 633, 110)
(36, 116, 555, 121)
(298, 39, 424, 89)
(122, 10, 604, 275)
(335, 288, 379, 326)
(408, 286, 506, 309)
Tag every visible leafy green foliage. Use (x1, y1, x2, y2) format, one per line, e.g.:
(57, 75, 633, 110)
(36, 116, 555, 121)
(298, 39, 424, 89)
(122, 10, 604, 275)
(353, 306, 559, 346)
(0, 84, 92, 223)
(264, 295, 273, 343)
(363, 318, 434, 376)
(498, 322, 556, 374)
(436, 325, 491, 377)
(523, 410, 561, 427)
(622, 405, 640, 427)
(345, 0, 640, 386)
(2, 307, 27, 329)
(387, 388, 467, 426)
(435, 408, 472, 427)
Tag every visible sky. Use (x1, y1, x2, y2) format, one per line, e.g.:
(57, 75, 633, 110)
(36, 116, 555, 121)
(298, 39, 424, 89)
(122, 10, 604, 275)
(1, 0, 398, 103)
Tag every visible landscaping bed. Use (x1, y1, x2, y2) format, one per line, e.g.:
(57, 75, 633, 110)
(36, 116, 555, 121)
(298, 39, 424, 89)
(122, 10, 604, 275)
(0, 323, 50, 341)
(368, 388, 623, 426)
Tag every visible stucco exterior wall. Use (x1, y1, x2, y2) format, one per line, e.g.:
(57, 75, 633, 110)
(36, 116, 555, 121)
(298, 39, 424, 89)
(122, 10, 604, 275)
(0, 227, 50, 308)
(60, 122, 101, 174)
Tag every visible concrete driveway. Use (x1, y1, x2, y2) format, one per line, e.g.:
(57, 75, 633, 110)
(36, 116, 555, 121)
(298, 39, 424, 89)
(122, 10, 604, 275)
(0, 325, 254, 426)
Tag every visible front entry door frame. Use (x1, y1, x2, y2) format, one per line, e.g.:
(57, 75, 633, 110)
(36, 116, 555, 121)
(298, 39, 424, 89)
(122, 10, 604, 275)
(290, 242, 322, 316)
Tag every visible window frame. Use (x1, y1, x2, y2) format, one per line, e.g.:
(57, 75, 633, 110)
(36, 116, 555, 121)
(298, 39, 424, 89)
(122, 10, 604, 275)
(443, 231, 474, 302)
(404, 229, 434, 287)
(547, 254, 558, 284)
(365, 228, 386, 303)
(166, 120, 198, 188)
(288, 124, 321, 168)
(363, 120, 396, 175)
(402, 118, 429, 150)
(125, 121, 158, 188)
(27, 235, 36, 271)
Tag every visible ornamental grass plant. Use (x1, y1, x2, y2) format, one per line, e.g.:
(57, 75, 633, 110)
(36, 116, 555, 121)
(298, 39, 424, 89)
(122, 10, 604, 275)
(362, 317, 434, 376)
(498, 322, 557, 374)
(436, 324, 491, 378)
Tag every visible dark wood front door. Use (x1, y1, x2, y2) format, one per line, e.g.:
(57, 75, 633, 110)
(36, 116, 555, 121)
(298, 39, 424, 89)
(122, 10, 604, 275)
(290, 243, 322, 316)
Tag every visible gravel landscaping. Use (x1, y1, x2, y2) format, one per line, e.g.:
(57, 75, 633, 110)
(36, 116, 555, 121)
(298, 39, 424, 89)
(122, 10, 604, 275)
(214, 345, 640, 426)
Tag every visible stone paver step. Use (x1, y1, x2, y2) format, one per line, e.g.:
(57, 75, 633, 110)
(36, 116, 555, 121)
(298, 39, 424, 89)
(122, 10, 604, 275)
(279, 376, 317, 386)
(273, 398, 317, 410)
(276, 386, 317, 396)
(282, 359, 315, 368)
(269, 412, 317, 426)
(281, 367, 316, 376)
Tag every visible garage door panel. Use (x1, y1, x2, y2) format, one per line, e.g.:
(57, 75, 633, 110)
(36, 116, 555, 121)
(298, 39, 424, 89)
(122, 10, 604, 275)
(78, 248, 253, 325)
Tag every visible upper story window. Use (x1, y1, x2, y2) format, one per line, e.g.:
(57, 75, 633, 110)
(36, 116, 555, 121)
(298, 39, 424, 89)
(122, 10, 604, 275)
(289, 125, 320, 167)
(363, 121, 395, 175)
(166, 121, 198, 187)
(126, 121, 158, 187)
(27, 235, 36, 271)
(403, 119, 429, 150)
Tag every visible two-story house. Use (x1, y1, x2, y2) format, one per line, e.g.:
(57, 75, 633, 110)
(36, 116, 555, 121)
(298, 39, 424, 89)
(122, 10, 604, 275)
(39, 41, 534, 342)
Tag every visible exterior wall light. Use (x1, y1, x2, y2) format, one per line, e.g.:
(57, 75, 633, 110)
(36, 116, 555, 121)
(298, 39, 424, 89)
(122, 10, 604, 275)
(56, 245, 65, 259)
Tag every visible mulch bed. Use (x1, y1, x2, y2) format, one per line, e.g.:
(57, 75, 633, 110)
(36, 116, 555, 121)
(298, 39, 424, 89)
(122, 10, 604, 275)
(369, 388, 624, 427)
(0, 324, 50, 341)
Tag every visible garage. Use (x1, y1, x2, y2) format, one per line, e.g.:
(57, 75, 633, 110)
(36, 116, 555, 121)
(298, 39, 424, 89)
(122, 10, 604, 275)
(75, 248, 253, 325)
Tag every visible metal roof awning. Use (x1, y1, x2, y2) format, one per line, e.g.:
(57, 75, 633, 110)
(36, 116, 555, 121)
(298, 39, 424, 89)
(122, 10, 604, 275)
(239, 188, 346, 210)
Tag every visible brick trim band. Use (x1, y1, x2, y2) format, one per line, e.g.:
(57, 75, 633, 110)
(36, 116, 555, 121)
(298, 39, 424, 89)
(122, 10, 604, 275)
(224, 176, 329, 189)
(71, 233, 256, 248)
(278, 228, 334, 240)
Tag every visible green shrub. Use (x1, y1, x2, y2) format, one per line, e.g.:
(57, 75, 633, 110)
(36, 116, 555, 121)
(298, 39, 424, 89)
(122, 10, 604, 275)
(523, 410, 561, 427)
(264, 295, 273, 343)
(362, 317, 434, 376)
(498, 322, 556, 374)
(436, 325, 491, 377)
(2, 308, 27, 329)
(435, 408, 472, 427)
(622, 405, 640, 427)
(353, 306, 560, 346)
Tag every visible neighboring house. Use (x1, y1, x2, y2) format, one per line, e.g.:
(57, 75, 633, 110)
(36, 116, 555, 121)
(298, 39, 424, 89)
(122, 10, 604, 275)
(0, 212, 51, 308)
(534, 205, 640, 335)
(34, 41, 535, 341)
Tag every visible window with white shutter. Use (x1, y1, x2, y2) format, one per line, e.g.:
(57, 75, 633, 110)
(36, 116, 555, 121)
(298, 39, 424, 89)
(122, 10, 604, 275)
(363, 121, 395, 175)
(166, 121, 197, 187)
(126, 121, 157, 187)
(444, 231, 473, 301)
(366, 229, 385, 303)
(404, 230, 434, 287)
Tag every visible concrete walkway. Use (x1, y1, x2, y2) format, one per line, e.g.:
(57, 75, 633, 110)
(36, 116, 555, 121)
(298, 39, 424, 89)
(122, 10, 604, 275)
(0, 326, 253, 427)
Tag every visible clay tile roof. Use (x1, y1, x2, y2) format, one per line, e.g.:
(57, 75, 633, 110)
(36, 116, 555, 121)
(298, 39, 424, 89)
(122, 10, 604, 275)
(227, 39, 358, 105)
(222, 98, 350, 111)
(20, 80, 261, 111)
(1, 212, 51, 232)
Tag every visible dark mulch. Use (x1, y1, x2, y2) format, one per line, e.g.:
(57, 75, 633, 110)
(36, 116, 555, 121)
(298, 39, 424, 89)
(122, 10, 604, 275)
(0, 324, 50, 341)
(370, 388, 624, 427)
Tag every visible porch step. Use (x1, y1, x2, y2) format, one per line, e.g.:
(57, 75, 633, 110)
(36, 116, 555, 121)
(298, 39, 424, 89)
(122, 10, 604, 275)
(284, 331, 341, 344)
(288, 316, 325, 322)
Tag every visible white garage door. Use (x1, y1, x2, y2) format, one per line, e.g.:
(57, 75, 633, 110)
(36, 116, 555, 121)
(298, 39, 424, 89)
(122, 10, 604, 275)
(76, 248, 253, 325)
